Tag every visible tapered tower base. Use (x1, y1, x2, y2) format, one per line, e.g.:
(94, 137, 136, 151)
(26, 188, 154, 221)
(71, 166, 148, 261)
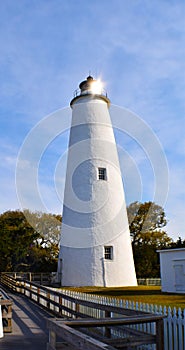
(58, 76, 137, 287)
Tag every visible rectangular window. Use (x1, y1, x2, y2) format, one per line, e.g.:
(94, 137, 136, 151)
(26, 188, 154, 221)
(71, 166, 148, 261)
(98, 167, 107, 180)
(104, 246, 113, 260)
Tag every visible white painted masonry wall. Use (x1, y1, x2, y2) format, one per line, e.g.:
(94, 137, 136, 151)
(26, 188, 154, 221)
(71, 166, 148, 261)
(158, 248, 185, 293)
(58, 91, 137, 287)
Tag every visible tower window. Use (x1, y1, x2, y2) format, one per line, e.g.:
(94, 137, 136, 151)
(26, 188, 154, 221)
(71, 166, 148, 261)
(98, 167, 107, 180)
(104, 246, 113, 260)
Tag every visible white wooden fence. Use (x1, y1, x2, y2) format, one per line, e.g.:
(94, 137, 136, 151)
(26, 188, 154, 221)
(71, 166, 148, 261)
(137, 278, 161, 286)
(55, 289, 185, 350)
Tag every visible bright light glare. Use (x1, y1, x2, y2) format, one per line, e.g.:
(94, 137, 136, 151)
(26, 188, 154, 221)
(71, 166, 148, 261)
(90, 79, 103, 94)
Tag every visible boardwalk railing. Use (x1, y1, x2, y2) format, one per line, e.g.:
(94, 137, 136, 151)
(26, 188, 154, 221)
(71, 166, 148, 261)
(0, 273, 161, 286)
(62, 289, 185, 350)
(1, 273, 184, 349)
(0, 273, 164, 349)
(47, 316, 164, 350)
(0, 288, 13, 332)
(0, 272, 52, 285)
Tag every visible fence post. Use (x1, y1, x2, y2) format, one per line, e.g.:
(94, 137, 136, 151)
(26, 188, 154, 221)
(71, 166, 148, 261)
(37, 287, 40, 304)
(156, 318, 164, 350)
(29, 283, 32, 300)
(48, 329, 56, 349)
(59, 295, 63, 316)
(105, 310, 111, 338)
(0, 305, 4, 338)
(23, 281, 26, 295)
(47, 292, 50, 310)
(75, 302, 79, 318)
(29, 273, 32, 282)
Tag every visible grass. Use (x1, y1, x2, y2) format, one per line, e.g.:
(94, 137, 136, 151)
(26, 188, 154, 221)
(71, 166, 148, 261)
(61, 286, 185, 309)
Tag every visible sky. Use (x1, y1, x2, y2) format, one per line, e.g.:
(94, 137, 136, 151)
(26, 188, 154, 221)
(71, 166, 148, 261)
(0, 0, 185, 241)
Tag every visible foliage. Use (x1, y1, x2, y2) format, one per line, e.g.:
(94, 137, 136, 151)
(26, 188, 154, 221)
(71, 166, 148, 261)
(127, 201, 167, 244)
(127, 201, 172, 278)
(0, 210, 61, 272)
(169, 236, 185, 249)
(26, 245, 58, 272)
(23, 210, 61, 248)
(0, 210, 38, 271)
(0, 202, 182, 277)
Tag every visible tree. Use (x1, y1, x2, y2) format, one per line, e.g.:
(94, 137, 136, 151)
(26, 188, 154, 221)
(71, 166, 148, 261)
(23, 210, 62, 272)
(169, 236, 185, 249)
(0, 210, 62, 272)
(0, 210, 38, 271)
(23, 210, 61, 249)
(127, 201, 168, 244)
(127, 201, 172, 277)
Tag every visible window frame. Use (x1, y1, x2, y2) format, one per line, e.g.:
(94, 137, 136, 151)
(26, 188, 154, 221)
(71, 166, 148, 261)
(98, 167, 107, 181)
(104, 246, 113, 260)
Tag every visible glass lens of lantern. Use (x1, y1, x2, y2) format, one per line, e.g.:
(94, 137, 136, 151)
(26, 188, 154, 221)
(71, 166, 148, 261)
(90, 80, 103, 94)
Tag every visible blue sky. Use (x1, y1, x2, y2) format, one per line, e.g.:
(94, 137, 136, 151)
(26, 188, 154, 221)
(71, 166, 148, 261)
(0, 0, 185, 240)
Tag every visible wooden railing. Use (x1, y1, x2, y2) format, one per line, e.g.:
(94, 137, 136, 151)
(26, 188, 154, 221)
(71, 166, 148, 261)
(137, 278, 161, 286)
(47, 316, 164, 350)
(0, 288, 13, 332)
(0, 273, 164, 349)
(0, 272, 52, 285)
(0, 273, 162, 286)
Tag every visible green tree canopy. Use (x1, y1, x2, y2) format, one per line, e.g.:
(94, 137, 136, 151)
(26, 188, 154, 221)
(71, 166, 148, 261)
(127, 201, 168, 245)
(0, 210, 38, 271)
(127, 201, 172, 278)
(0, 210, 61, 272)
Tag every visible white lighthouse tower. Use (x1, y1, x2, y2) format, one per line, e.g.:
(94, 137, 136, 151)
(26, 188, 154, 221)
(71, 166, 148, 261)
(58, 76, 137, 287)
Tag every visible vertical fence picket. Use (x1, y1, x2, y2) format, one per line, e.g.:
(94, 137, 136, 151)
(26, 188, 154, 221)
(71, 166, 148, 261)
(172, 307, 178, 350)
(57, 289, 185, 350)
(183, 309, 185, 350)
(177, 308, 183, 350)
(51, 288, 185, 350)
(146, 304, 151, 334)
(168, 307, 173, 350)
(163, 306, 168, 350)
(3, 274, 185, 349)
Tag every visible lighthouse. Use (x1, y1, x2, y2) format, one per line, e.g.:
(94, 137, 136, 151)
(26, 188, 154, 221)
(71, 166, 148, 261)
(57, 76, 137, 287)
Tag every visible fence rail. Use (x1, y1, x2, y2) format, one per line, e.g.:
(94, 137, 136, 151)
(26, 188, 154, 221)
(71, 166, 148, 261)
(47, 316, 164, 350)
(0, 272, 52, 285)
(137, 278, 161, 286)
(0, 288, 13, 332)
(0, 273, 164, 349)
(0, 274, 184, 349)
(0, 273, 161, 286)
(60, 289, 185, 350)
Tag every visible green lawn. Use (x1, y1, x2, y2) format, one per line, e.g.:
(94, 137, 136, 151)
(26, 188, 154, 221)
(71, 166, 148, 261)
(62, 286, 185, 309)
